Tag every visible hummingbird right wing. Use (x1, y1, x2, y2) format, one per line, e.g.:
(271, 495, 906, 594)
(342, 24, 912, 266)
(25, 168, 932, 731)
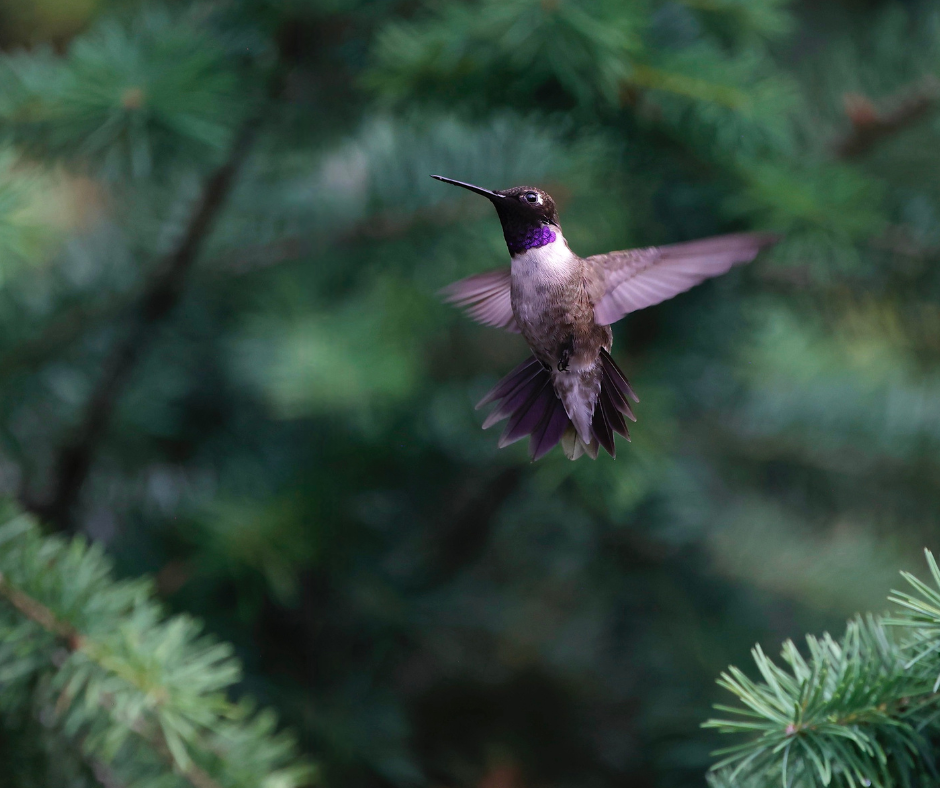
(588, 232, 778, 326)
(439, 268, 520, 333)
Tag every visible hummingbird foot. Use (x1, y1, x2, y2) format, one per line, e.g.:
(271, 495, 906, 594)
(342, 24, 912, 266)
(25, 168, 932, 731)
(556, 337, 574, 373)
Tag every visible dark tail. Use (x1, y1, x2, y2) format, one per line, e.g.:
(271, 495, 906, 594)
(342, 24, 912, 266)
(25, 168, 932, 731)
(590, 348, 639, 459)
(476, 357, 570, 461)
(476, 350, 639, 461)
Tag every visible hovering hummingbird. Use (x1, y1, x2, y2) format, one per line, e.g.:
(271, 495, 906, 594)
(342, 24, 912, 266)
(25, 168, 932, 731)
(433, 175, 777, 461)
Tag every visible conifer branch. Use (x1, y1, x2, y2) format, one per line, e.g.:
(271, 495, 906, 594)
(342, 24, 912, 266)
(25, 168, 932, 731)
(705, 550, 940, 787)
(24, 108, 265, 532)
(0, 571, 228, 788)
(0, 511, 313, 788)
(0, 571, 81, 645)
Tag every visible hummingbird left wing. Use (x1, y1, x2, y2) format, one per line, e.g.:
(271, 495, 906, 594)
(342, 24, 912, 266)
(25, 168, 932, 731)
(588, 232, 778, 326)
(439, 268, 520, 333)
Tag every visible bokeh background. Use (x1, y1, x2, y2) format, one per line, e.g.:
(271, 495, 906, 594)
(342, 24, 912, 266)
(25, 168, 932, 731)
(0, 0, 939, 785)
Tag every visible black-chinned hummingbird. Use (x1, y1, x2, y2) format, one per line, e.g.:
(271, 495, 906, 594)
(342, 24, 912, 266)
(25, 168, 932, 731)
(433, 175, 777, 461)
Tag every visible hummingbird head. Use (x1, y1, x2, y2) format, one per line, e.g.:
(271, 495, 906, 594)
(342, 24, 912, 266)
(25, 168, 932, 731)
(431, 175, 561, 256)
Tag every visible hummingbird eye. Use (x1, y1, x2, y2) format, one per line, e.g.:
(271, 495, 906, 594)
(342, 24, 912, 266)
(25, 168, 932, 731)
(523, 191, 541, 205)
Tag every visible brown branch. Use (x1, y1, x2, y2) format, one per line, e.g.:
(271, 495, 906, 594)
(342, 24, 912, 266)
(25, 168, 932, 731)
(0, 575, 125, 787)
(834, 77, 940, 159)
(0, 571, 226, 788)
(0, 571, 82, 645)
(23, 115, 264, 532)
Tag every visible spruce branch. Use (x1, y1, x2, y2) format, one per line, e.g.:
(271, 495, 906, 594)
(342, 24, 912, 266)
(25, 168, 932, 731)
(834, 77, 940, 160)
(886, 550, 940, 692)
(705, 552, 940, 787)
(0, 509, 314, 788)
(0, 556, 228, 788)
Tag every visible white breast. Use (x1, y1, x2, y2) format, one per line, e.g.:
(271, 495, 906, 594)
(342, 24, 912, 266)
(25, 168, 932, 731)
(510, 230, 579, 328)
(511, 230, 577, 286)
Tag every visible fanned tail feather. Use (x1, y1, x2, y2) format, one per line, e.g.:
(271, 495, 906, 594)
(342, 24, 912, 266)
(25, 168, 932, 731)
(477, 356, 569, 461)
(590, 348, 639, 458)
(477, 350, 640, 461)
(561, 424, 598, 460)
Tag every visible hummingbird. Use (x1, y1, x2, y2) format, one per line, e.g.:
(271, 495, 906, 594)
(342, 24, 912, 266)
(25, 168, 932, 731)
(433, 175, 778, 461)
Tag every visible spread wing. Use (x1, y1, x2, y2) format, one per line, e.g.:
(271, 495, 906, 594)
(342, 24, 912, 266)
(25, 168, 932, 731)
(590, 232, 779, 326)
(439, 268, 520, 333)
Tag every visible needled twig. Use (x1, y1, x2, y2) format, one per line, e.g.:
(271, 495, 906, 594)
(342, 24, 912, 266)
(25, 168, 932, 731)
(0, 571, 226, 788)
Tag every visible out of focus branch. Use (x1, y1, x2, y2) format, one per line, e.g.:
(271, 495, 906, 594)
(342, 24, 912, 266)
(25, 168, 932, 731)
(206, 199, 501, 277)
(834, 77, 940, 159)
(23, 112, 266, 532)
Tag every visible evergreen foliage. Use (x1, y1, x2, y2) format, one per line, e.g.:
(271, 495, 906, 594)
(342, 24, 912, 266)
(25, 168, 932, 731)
(0, 0, 939, 786)
(0, 505, 313, 787)
(706, 552, 940, 788)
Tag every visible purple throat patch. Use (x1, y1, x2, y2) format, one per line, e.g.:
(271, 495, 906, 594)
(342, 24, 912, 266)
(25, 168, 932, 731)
(506, 225, 556, 255)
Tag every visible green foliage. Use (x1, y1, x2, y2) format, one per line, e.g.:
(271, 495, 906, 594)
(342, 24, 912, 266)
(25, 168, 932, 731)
(705, 552, 940, 787)
(369, 0, 648, 110)
(1, 0, 940, 787)
(368, 0, 792, 118)
(0, 150, 63, 275)
(0, 506, 314, 787)
(707, 623, 925, 786)
(0, 9, 245, 178)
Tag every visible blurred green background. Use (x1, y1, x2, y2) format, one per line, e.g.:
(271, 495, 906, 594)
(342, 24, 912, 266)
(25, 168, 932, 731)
(0, 0, 939, 785)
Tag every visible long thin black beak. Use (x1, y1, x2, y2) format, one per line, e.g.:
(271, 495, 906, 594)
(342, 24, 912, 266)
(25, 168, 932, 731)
(430, 175, 504, 201)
